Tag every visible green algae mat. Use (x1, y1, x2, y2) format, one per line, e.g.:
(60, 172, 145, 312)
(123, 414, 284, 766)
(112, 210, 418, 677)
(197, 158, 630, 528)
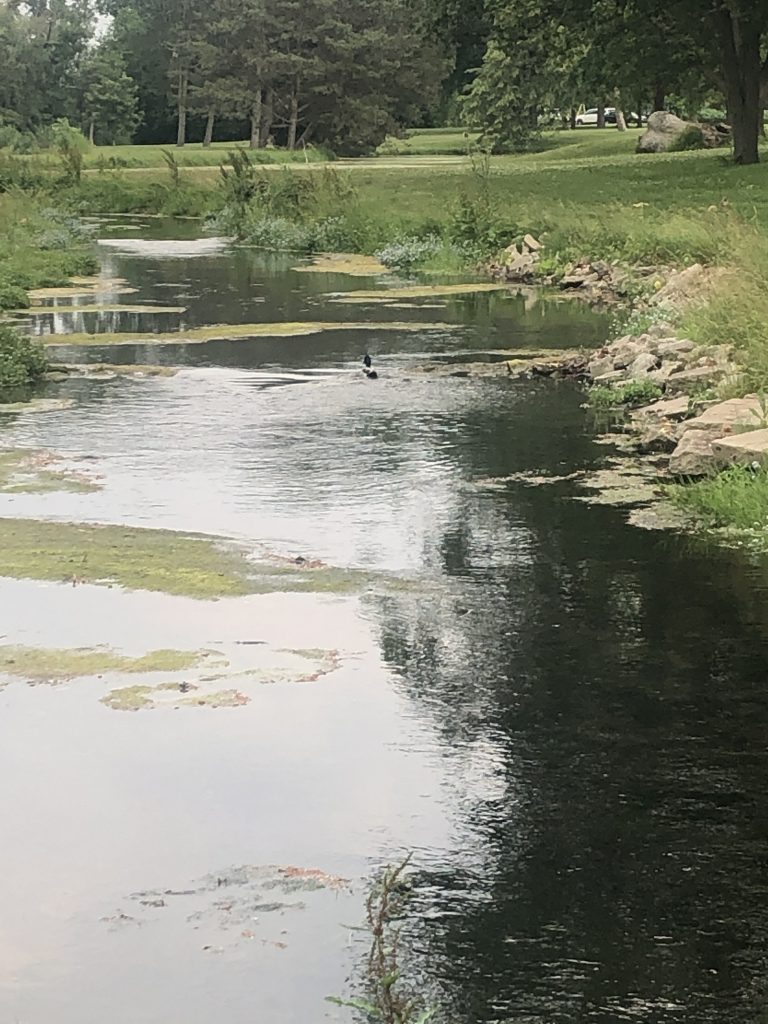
(37, 321, 455, 347)
(0, 517, 368, 598)
(0, 449, 100, 495)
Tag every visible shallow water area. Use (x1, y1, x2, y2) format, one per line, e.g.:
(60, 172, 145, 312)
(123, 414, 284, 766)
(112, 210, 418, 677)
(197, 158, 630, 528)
(4, 219, 768, 1024)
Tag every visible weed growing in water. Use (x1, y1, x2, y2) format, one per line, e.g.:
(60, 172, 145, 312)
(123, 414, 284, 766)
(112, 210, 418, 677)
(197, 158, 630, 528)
(328, 854, 435, 1024)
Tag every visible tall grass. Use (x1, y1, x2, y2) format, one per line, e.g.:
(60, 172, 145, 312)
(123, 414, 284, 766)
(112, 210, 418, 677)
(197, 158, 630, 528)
(668, 466, 768, 535)
(680, 224, 768, 389)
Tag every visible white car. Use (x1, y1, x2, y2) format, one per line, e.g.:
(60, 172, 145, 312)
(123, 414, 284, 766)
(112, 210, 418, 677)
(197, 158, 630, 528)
(576, 107, 639, 126)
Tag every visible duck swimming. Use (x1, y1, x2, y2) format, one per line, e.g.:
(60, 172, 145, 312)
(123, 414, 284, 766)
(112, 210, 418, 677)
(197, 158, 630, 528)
(362, 353, 378, 379)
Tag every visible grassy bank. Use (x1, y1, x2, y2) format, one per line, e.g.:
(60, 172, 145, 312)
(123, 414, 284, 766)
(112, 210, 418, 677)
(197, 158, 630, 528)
(0, 194, 98, 307)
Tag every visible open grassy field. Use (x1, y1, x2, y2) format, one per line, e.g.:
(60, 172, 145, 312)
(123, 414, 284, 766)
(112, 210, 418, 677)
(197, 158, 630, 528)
(84, 128, 768, 228)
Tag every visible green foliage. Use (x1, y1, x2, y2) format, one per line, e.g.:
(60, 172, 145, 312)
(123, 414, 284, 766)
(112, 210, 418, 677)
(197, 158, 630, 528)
(668, 125, 705, 152)
(667, 466, 768, 535)
(448, 152, 517, 257)
(63, 176, 219, 217)
(0, 326, 49, 397)
(0, 193, 98, 309)
(79, 44, 141, 145)
(0, 153, 48, 193)
(587, 379, 663, 409)
(51, 119, 89, 184)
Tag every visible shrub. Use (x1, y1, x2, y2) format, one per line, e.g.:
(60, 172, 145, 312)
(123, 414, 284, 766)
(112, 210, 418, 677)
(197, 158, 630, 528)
(669, 125, 705, 152)
(587, 379, 663, 409)
(375, 234, 443, 270)
(51, 118, 90, 184)
(0, 283, 30, 309)
(0, 154, 48, 193)
(0, 326, 49, 395)
(239, 215, 312, 251)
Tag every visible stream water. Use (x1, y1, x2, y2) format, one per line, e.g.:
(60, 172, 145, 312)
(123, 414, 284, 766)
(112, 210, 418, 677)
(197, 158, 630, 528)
(2, 220, 768, 1024)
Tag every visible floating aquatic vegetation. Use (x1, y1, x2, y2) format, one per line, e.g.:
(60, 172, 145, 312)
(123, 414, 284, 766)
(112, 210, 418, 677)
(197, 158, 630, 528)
(0, 398, 75, 414)
(469, 471, 582, 491)
(0, 448, 101, 494)
(0, 517, 259, 597)
(0, 644, 206, 684)
(106, 863, 353, 950)
(571, 458, 665, 508)
(38, 321, 456, 347)
(27, 277, 139, 300)
(102, 648, 342, 711)
(328, 282, 508, 302)
(21, 304, 187, 316)
(60, 363, 180, 378)
(0, 516, 401, 598)
(102, 682, 249, 711)
(293, 253, 389, 276)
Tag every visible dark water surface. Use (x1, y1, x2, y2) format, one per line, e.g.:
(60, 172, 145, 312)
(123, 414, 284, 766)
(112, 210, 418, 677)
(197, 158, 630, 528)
(2, 224, 768, 1024)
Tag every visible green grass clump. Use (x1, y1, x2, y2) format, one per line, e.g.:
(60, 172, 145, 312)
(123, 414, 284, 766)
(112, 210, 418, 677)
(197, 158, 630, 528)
(667, 465, 768, 534)
(587, 379, 663, 409)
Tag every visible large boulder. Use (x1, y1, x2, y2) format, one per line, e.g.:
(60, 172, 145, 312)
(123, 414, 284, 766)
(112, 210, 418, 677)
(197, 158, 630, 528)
(668, 429, 719, 476)
(712, 428, 768, 467)
(682, 396, 766, 434)
(637, 111, 689, 153)
(637, 111, 731, 154)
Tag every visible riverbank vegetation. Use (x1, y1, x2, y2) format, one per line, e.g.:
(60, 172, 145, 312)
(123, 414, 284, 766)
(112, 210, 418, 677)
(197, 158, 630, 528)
(0, 327, 49, 400)
(668, 466, 768, 539)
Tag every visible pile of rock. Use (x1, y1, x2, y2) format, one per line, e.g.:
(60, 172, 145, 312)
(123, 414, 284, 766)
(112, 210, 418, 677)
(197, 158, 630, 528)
(587, 327, 739, 392)
(631, 395, 768, 476)
(489, 234, 543, 283)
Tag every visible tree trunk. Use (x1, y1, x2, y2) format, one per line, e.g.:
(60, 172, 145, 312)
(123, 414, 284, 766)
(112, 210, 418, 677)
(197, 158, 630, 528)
(596, 102, 606, 129)
(296, 123, 313, 148)
(259, 86, 274, 147)
(615, 107, 627, 131)
(88, 118, 95, 145)
(176, 68, 188, 148)
(203, 108, 215, 148)
(250, 90, 262, 150)
(653, 83, 665, 111)
(569, 106, 577, 130)
(635, 96, 644, 127)
(717, 8, 761, 165)
(288, 80, 300, 149)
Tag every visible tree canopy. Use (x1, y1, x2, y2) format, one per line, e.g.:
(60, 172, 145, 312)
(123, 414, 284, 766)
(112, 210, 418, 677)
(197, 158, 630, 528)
(0, 0, 765, 161)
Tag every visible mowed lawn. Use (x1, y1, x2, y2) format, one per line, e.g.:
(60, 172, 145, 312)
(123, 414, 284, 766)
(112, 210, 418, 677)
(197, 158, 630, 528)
(89, 129, 768, 232)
